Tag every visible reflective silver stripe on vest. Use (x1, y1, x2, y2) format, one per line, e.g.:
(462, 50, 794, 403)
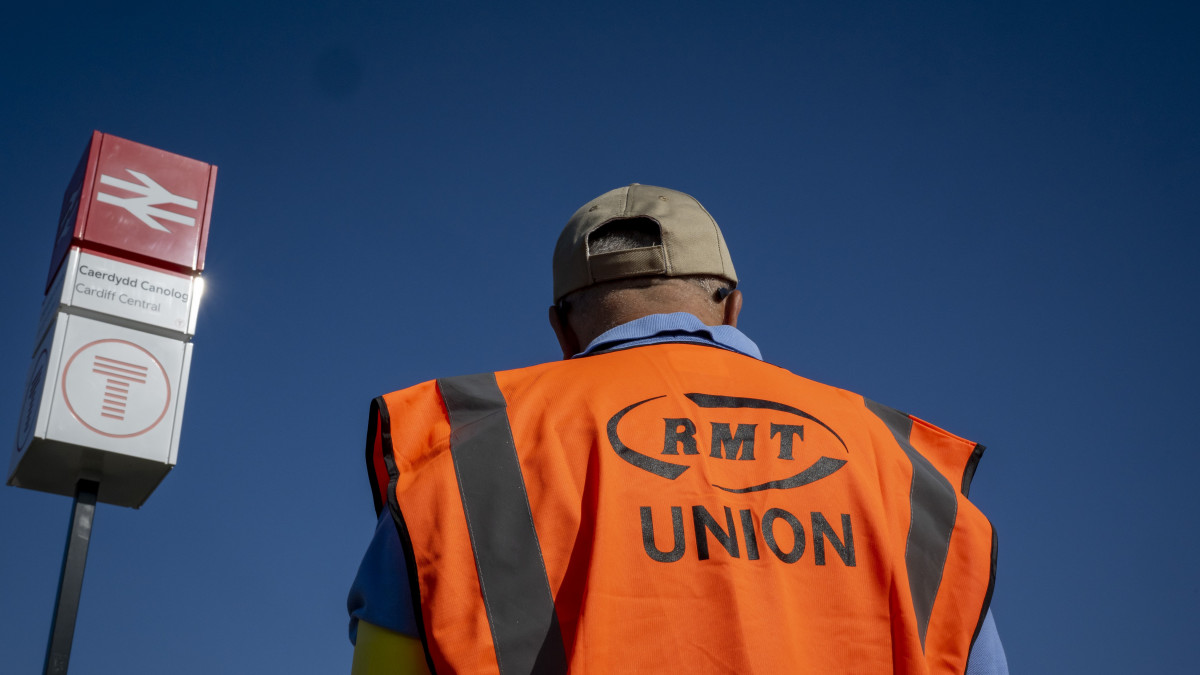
(438, 373, 568, 675)
(864, 398, 958, 650)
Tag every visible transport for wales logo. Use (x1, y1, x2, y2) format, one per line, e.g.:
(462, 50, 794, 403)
(61, 339, 171, 438)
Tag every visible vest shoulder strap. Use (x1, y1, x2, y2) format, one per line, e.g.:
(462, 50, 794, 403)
(437, 372, 568, 675)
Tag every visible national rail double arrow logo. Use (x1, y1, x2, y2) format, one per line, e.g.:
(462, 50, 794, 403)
(96, 169, 199, 233)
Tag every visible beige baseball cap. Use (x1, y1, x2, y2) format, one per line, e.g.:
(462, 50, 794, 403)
(552, 184, 738, 303)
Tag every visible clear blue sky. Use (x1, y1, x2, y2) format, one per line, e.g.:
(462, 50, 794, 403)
(2, 1, 1197, 672)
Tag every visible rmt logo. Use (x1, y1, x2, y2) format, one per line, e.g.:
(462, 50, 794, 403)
(607, 393, 855, 567)
(607, 393, 848, 492)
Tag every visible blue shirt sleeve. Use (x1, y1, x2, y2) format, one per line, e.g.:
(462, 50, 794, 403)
(346, 512, 418, 644)
(966, 609, 1010, 675)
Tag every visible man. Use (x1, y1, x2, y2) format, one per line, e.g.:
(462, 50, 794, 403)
(349, 184, 1008, 674)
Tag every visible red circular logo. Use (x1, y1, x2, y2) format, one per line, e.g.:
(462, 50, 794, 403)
(61, 339, 171, 438)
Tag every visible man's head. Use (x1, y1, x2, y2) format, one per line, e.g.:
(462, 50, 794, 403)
(549, 184, 743, 358)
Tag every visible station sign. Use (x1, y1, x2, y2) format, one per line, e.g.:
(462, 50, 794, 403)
(10, 312, 192, 508)
(12, 131, 214, 508)
(37, 247, 202, 347)
(46, 131, 217, 288)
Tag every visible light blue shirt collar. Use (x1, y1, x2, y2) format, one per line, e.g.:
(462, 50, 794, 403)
(576, 312, 762, 360)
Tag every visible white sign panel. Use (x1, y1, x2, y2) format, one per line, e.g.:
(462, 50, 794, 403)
(36, 248, 201, 345)
(35, 262, 68, 350)
(14, 336, 55, 459)
(9, 312, 192, 507)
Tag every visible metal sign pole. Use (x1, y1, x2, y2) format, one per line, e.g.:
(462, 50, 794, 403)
(42, 479, 99, 675)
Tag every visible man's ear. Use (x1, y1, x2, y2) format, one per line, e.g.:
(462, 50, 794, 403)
(548, 305, 581, 360)
(722, 289, 743, 328)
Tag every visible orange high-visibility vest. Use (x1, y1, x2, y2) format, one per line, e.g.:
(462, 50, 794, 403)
(366, 343, 996, 675)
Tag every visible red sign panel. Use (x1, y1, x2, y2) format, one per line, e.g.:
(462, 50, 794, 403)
(46, 131, 217, 288)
